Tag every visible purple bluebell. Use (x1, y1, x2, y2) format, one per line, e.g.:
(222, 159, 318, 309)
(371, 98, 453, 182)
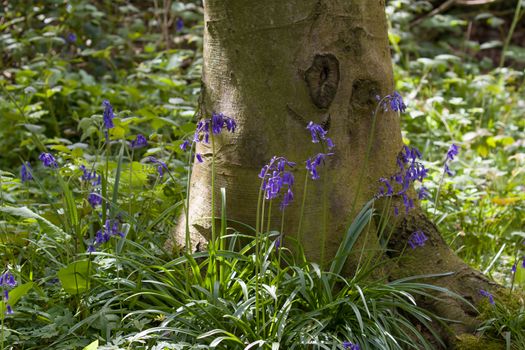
(66, 33, 77, 43)
(21, 162, 33, 182)
(394, 206, 399, 217)
(275, 237, 280, 252)
(379, 178, 394, 196)
(408, 230, 427, 249)
(39, 152, 58, 168)
(522, 256, 525, 268)
(180, 140, 190, 151)
(102, 100, 115, 129)
(305, 153, 333, 180)
(94, 219, 125, 246)
(87, 245, 96, 253)
(193, 113, 236, 145)
(446, 144, 459, 161)
(0, 271, 16, 288)
(80, 165, 101, 186)
(148, 157, 168, 177)
(88, 193, 102, 208)
(379, 91, 407, 113)
(343, 341, 360, 350)
(479, 289, 495, 305)
(6, 305, 13, 314)
(376, 146, 429, 214)
(417, 186, 430, 200)
(259, 156, 296, 210)
(196, 153, 203, 163)
(512, 264, 517, 273)
(176, 18, 184, 32)
(130, 134, 148, 149)
(306, 121, 335, 150)
(444, 144, 459, 177)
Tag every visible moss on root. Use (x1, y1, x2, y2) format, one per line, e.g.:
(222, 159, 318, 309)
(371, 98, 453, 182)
(455, 334, 504, 350)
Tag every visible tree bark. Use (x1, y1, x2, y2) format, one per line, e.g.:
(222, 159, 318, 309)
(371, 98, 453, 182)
(169, 0, 500, 346)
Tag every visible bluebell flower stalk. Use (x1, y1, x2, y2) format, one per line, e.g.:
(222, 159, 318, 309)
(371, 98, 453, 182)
(102, 100, 115, 129)
(39, 152, 58, 168)
(20, 162, 33, 182)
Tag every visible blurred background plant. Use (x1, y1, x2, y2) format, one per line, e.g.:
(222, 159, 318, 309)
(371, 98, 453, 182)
(0, 0, 524, 349)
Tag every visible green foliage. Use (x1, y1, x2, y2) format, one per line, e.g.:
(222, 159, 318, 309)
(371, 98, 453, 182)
(387, 0, 525, 282)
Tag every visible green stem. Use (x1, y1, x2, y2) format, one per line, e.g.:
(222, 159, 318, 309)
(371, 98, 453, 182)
(499, 0, 524, 68)
(297, 171, 309, 244)
(349, 99, 384, 218)
(320, 165, 328, 267)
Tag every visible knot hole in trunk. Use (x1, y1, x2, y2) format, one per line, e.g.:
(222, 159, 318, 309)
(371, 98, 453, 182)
(305, 54, 340, 110)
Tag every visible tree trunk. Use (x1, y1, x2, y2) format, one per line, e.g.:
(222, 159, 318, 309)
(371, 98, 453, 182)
(169, 0, 500, 346)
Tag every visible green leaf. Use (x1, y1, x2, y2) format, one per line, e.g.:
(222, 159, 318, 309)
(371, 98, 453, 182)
(0, 206, 68, 238)
(0, 282, 34, 320)
(58, 260, 92, 295)
(82, 340, 99, 350)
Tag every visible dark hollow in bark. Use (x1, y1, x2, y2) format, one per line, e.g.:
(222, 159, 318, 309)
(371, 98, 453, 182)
(305, 53, 340, 109)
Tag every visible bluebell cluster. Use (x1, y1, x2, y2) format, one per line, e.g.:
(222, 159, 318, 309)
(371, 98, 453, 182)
(377, 145, 429, 215)
(479, 289, 495, 305)
(39, 152, 58, 168)
(407, 230, 428, 249)
(377, 91, 407, 113)
(87, 219, 125, 252)
(103, 100, 115, 129)
(147, 157, 168, 177)
(20, 162, 33, 183)
(343, 341, 360, 350)
(180, 112, 237, 163)
(0, 270, 16, 315)
(259, 157, 296, 211)
(130, 134, 148, 149)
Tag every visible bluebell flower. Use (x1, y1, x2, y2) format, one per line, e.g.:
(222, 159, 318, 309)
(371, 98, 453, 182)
(259, 156, 296, 210)
(305, 153, 333, 180)
(417, 186, 430, 200)
(479, 289, 495, 305)
(446, 144, 459, 161)
(196, 153, 203, 163)
(0, 271, 16, 288)
(21, 162, 33, 182)
(80, 165, 101, 186)
(66, 33, 77, 43)
(408, 230, 427, 249)
(176, 18, 184, 32)
(130, 134, 148, 149)
(88, 193, 102, 208)
(193, 113, 236, 145)
(443, 144, 459, 177)
(102, 100, 115, 129)
(306, 121, 334, 150)
(343, 341, 360, 350)
(379, 178, 394, 196)
(94, 219, 125, 246)
(39, 152, 58, 168)
(376, 146, 429, 214)
(1, 270, 16, 315)
(147, 157, 168, 177)
(87, 245, 96, 253)
(180, 140, 190, 151)
(379, 91, 407, 113)
(512, 264, 517, 273)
